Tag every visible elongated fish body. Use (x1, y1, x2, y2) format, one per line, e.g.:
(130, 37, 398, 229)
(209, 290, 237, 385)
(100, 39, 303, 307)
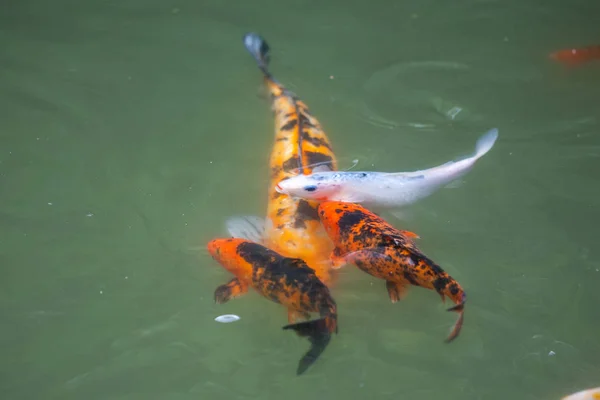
(275, 128, 498, 209)
(207, 238, 337, 375)
(232, 33, 338, 285)
(317, 201, 466, 342)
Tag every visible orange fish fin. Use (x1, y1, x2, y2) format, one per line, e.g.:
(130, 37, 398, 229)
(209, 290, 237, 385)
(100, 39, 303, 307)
(399, 230, 420, 239)
(385, 280, 409, 303)
(288, 309, 311, 324)
(282, 318, 333, 375)
(214, 278, 248, 304)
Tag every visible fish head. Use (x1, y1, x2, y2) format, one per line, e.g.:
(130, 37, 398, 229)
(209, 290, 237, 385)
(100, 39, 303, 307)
(275, 173, 342, 201)
(207, 238, 254, 280)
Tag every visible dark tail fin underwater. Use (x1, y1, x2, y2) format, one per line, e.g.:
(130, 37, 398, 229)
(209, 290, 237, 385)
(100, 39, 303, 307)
(282, 317, 333, 375)
(243, 32, 276, 82)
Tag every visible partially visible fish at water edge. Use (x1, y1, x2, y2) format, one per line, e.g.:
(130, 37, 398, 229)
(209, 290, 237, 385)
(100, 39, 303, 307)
(207, 237, 338, 375)
(550, 45, 600, 66)
(561, 387, 600, 400)
(226, 33, 339, 286)
(317, 201, 466, 342)
(275, 128, 498, 210)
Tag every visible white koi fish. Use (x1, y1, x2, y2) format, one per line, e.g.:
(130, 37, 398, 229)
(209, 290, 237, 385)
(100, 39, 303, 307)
(274, 128, 498, 209)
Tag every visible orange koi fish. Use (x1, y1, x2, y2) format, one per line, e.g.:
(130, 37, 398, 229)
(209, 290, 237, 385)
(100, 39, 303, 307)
(207, 237, 338, 375)
(226, 33, 339, 286)
(550, 45, 600, 66)
(317, 201, 466, 342)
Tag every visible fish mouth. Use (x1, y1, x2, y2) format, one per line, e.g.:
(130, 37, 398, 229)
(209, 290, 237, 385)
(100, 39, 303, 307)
(275, 183, 284, 193)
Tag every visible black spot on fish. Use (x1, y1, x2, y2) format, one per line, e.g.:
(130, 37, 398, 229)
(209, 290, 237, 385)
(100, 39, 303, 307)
(282, 156, 300, 173)
(337, 210, 366, 232)
(294, 200, 320, 228)
(335, 209, 343, 214)
(301, 131, 332, 150)
(281, 119, 298, 131)
(271, 166, 282, 177)
(304, 152, 333, 169)
(298, 112, 315, 129)
(272, 191, 283, 200)
(276, 137, 289, 142)
(294, 218, 307, 229)
(297, 200, 320, 221)
(276, 208, 285, 217)
(449, 283, 460, 296)
(433, 276, 450, 294)
(403, 271, 420, 286)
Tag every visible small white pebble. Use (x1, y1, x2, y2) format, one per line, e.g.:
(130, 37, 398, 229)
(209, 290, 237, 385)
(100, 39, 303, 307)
(215, 314, 240, 323)
(209, 161, 213, 164)
(48, 202, 53, 206)
(86, 213, 94, 217)
(99, 290, 103, 294)
(548, 351, 555, 356)
(125, 276, 129, 280)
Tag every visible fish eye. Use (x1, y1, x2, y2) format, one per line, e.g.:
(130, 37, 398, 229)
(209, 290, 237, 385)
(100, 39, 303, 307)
(303, 185, 318, 192)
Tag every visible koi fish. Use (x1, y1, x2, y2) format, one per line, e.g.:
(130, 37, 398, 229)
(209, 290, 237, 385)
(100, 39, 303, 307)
(207, 237, 338, 375)
(226, 33, 339, 285)
(316, 201, 466, 342)
(550, 45, 600, 66)
(562, 387, 600, 400)
(275, 128, 498, 210)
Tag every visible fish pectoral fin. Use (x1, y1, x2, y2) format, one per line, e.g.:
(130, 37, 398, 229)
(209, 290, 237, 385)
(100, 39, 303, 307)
(214, 278, 248, 304)
(398, 230, 420, 239)
(342, 247, 390, 267)
(444, 180, 464, 189)
(329, 247, 348, 269)
(385, 280, 409, 303)
(225, 215, 266, 244)
(288, 309, 311, 324)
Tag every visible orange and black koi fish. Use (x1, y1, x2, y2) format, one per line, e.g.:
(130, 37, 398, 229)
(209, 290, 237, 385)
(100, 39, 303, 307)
(550, 45, 600, 66)
(317, 201, 466, 343)
(207, 237, 338, 375)
(226, 33, 339, 286)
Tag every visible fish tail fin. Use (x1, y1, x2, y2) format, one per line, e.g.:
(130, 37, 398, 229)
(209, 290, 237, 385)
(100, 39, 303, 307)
(444, 290, 466, 343)
(474, 128, 499, 159)
(243, 32, 284, 97)
(283, 317, 334, 375)
(243, 32, 271, 76)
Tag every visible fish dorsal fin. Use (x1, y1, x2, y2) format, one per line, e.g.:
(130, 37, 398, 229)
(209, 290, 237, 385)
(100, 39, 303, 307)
(399, 230, 420, 239)
(381, 230, 419, 247)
